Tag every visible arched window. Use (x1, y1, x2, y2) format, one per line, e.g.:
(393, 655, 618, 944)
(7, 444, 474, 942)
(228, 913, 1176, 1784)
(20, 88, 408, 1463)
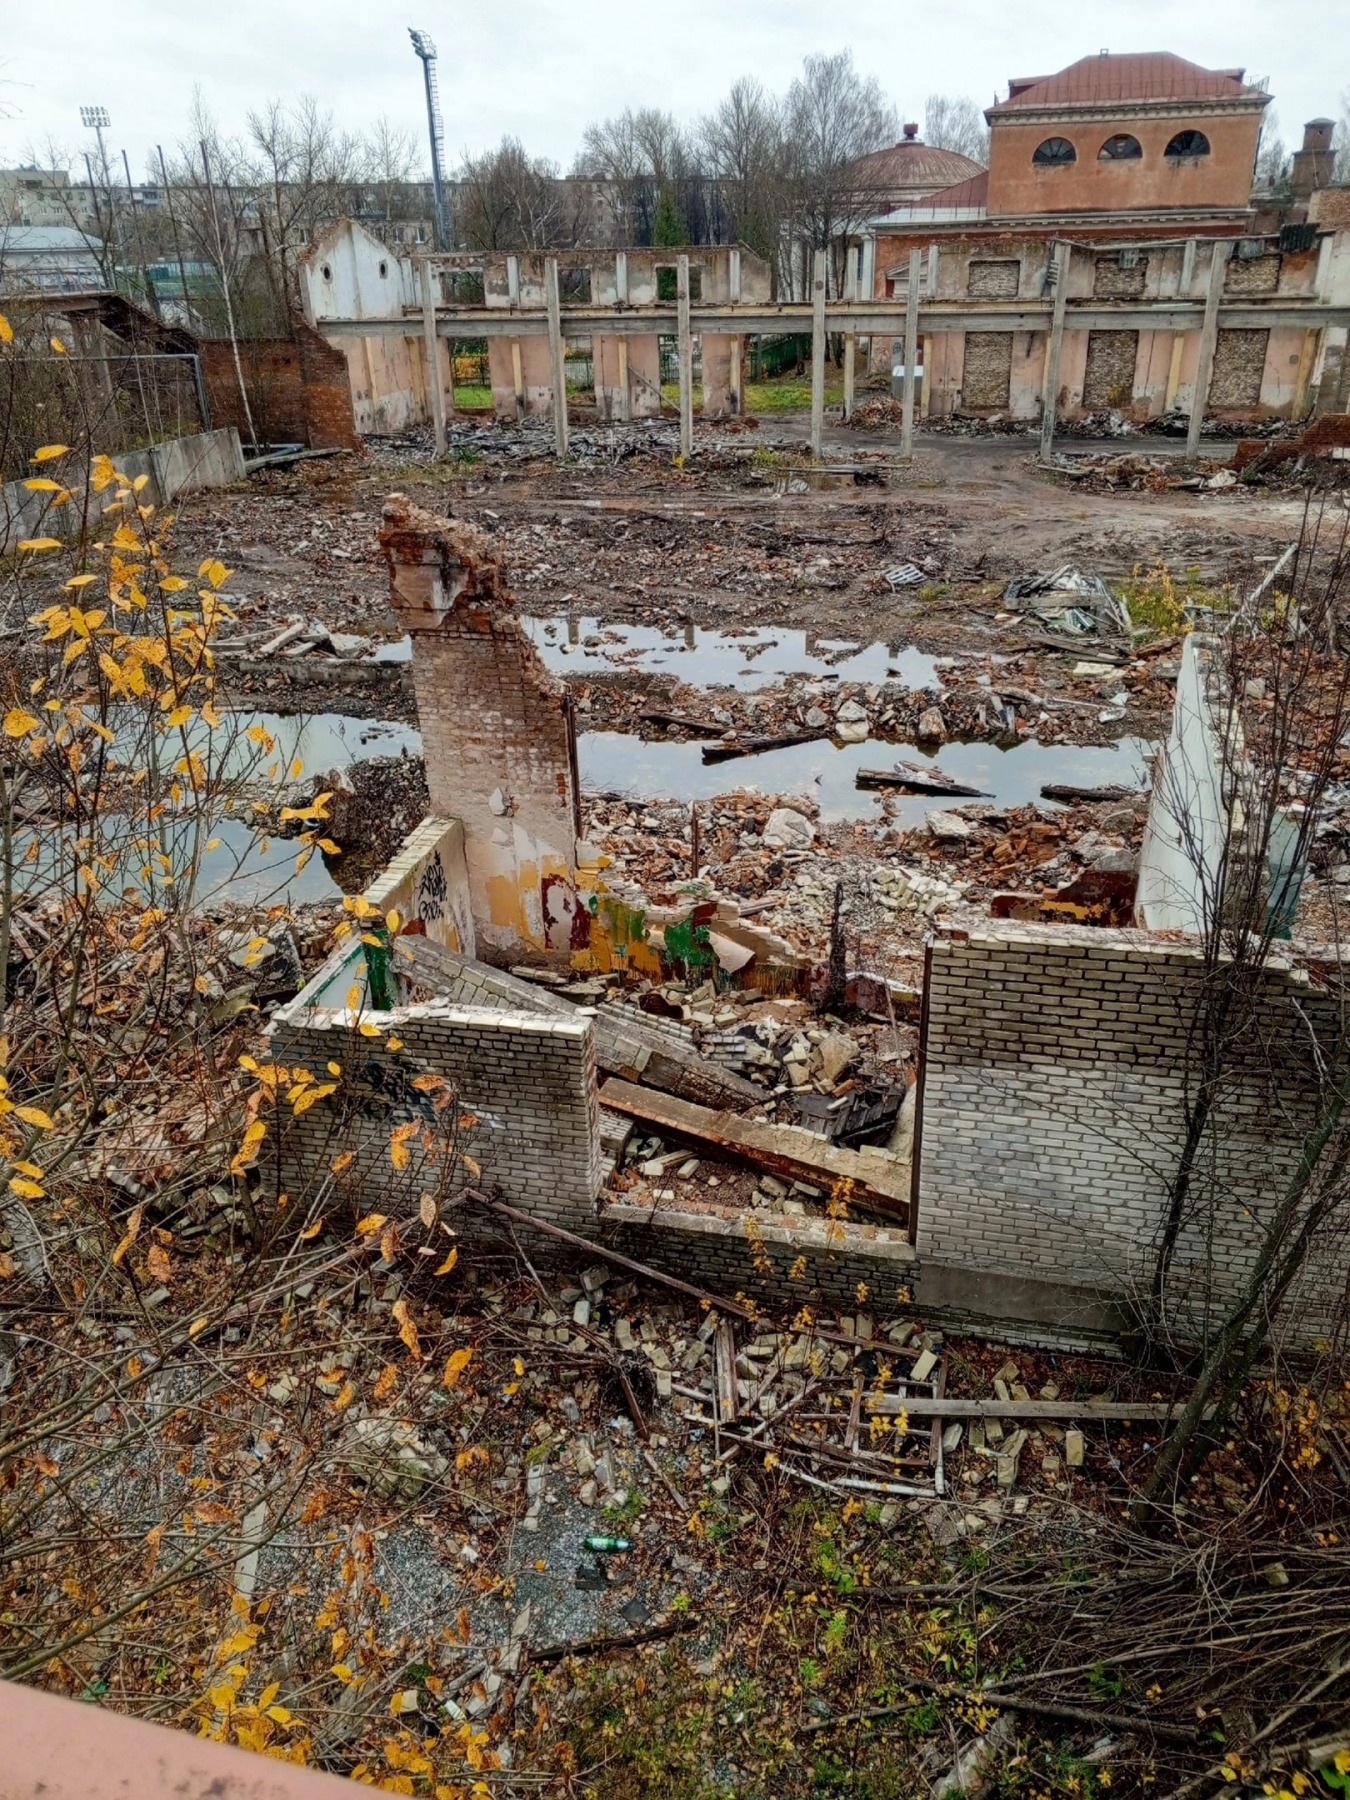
(1098, 133, 1142, 161)
(1033, 136, 1077, 166)
(1165, 130, 1211, 158)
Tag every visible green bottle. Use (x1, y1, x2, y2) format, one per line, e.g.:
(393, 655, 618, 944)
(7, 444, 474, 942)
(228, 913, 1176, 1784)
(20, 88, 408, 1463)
(583, 1534, 633, 1553)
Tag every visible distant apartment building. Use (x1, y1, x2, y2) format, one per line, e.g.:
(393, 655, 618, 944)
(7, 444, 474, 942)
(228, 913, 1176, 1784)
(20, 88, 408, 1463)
(858, 52, 1349, 423)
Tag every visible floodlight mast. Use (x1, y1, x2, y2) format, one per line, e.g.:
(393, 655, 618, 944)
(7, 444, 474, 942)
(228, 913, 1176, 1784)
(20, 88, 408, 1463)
(409, 29, 450, 250)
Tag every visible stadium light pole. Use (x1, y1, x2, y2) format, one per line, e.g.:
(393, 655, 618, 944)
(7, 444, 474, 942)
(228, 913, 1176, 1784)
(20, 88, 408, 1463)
(408, 30, 450, 250)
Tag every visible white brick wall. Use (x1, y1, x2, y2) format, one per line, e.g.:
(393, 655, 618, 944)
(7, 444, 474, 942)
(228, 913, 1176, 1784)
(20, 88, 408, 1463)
(917, 920, 1344, 1346)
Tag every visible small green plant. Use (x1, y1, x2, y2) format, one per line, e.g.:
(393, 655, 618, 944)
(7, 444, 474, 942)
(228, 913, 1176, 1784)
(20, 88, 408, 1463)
(1087, 1661, 1126, 1701)
(799, 1656, 823, 1687)
(907, 1698, 941, 1734)
(822, 1608, 850, 1655)
(603, 1485, 646, 1525)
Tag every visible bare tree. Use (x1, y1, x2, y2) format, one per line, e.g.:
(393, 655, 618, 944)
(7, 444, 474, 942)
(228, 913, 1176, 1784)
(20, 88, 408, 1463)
(1137, 505, 1350, 1515)
(246, 96, 362, 313)
(454, 137, 574, 252)
(699, 78, 785, 263)
(922, 94, 990, 164)
(781, 51, 898, 298)
(359, 116, 423, 224)
(1255, 107, 1292, 194)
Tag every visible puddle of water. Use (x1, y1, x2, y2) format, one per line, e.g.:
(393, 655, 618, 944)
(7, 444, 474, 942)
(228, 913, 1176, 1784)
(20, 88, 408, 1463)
(579, 732, 1153, 826)
(224, 710, 422, 774)
(522, 616, 938, 691)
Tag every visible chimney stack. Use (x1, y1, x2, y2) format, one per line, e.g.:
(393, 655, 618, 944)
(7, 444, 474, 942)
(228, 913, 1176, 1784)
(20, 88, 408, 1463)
(1291, 118, 1336, 200)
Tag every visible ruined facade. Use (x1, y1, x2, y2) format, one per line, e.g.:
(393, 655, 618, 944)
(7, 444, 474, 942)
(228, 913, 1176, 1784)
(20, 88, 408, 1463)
(379, 496, 581, 966)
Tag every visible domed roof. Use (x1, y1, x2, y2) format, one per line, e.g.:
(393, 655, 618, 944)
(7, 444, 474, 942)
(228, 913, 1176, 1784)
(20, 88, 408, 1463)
(849, 135, 985, 203)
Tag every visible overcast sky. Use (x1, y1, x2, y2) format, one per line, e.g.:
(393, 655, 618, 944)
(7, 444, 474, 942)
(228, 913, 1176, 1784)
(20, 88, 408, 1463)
(2, 0, 1345, 179)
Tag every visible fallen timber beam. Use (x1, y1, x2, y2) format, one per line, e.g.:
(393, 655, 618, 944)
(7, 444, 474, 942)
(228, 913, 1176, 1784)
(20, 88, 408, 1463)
(702, 729, 831, 764)
(856, 763, 991, 796)
(598, 1078, 912, 1225)
(867, 1396, 1211, 1421)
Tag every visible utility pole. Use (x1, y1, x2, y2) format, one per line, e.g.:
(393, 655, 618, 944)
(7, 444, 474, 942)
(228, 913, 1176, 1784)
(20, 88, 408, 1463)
(409, 29, 450, 250)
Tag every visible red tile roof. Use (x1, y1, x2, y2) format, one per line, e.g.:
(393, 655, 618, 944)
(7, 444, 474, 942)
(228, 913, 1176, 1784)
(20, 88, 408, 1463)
(911, 169, 990, 211)
(988, 52, 1268, 115)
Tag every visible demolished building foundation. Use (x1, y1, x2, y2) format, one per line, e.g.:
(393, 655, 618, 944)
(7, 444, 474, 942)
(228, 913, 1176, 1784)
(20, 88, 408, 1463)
(266, 500, 1346, 1355)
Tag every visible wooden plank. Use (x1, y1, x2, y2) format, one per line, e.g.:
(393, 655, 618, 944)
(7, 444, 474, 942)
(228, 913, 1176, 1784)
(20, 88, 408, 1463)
(714, 1320, 739, 1425)
(598, 1079, 912, 1227)
(867, 1396, 1206, 1422)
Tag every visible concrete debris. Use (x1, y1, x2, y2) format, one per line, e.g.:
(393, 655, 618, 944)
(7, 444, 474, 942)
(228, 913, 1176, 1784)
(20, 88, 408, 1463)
(761, 807, 816, 850)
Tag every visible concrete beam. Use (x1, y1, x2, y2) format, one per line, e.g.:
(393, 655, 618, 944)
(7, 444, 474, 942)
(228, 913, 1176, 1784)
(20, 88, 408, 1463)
(1038, 242, 1071, 462)
(544, 256, 568, 458)
(901, 246, 921, 459)
(810, 247, 827, 458)
(677, 254, 693, 458)
(320, 300, 1350, 342)
(1187, 239, 1228, 459)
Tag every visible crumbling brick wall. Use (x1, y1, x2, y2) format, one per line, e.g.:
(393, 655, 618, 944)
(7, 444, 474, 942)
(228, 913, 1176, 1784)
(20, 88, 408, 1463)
(380, 495, 580, 966)
(269, 997, 603, 1232)
(961, 332, 1013, 408)
(1210, 329, 1270, 408)
(1092, 255, 1149, 299)
(1224, 253, 1282, 296)
(201, 322, 358, 449)
(605, 1202, 916, 1315)
(1081, 330, 1139, 408)
(915, 921, 1343, 1347)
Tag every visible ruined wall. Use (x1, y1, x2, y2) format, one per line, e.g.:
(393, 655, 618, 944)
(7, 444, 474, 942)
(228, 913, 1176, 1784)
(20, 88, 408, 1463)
(916, 919, 1344, 1347)
(487, 335, 553, 420)
(605, 1202, 915, 1313)
(364, 817, 475, 957)
(201, 324, 358, 449)
(380, 496, 581, 965)
(592, 333, 663, 420)
(269, 995, 603, 1231)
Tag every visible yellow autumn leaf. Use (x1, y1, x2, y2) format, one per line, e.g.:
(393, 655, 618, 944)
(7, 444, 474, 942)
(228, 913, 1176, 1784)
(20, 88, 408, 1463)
(8, 1176, 44, 1200)
(434, 1246, 459, 1277)
(31, 444, 69, 462)
(299, 1217, 324, 1241)
(392, 1297, 422, 1361)
(12, 1104, 54, 1129)
(330, 1151, 355, 1174)
(419, 1193, 436, 1228)
(385, 909, 401, 933)
(111, 1204, 144, 1266)
(373, 1363, 398, 1400)
(355, 1213, 387, 1235)
(331, 1380, 356, 1413)
(188, 1316, 210, 1338)
(0, 313, 12, 344)
(443, 1347, 473, 1389)
(0, 1251, 15, 1279)
(16, 539, 62, 554)
(146, 1242, 172, 1284)
(24, 477, 66, 493)
(357, 1020, 383, 1038)
(331, 1663, 354, 1683)
(49, 336, 67, 355)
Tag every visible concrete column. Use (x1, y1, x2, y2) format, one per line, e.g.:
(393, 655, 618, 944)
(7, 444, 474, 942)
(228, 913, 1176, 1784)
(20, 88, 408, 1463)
(445, 338, 457, 418)
(545, 256, 569, 458)
(507, 254, 521, 307)
(677, 254, 693, 458)
(730, 247, 742, 302)
(420, 261, 446, 455)
(511, 339, 525, 419)
(1180, 237, 1196, 298)
(729, 335, 742, 415)
(615, 250, 628, 304)
(810, 246, 827, 458)
(1164, 332, 1186, 413)
(1186, 240, 1228, 460)
(901, 246, 922, 458)
(617, 335, 630, 422)
(1292, 326, 1321, 420)
(1038, 242, 1071, 462)
(842, 244, 857, 422)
